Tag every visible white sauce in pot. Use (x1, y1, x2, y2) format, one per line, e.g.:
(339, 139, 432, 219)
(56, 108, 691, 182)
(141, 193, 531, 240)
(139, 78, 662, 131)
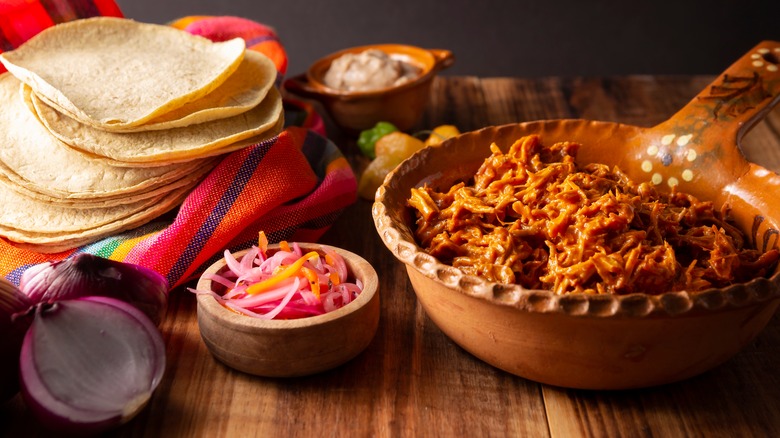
(323, 49, 422, 92)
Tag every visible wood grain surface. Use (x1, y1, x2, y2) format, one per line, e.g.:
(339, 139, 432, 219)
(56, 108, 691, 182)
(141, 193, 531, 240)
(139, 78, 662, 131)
(2, 75, 779, 437)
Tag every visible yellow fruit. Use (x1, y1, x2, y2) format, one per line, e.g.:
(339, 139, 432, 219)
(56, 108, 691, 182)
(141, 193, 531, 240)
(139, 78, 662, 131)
(358, 155, 402, 200)
(424, 125, 460, 147)
(374, 132, 425, 162)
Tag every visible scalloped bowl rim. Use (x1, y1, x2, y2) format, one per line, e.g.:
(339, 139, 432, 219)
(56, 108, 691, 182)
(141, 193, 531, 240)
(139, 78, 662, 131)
(373, 122, 780, 319)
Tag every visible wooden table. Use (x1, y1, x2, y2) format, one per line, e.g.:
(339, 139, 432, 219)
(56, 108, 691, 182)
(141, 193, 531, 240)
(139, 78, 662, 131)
(3, 75, 780, 437)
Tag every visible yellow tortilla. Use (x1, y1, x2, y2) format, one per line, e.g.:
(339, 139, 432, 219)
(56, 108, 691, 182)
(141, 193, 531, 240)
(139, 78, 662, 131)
(0, 17, 246, 130)
(0, 183, 194, 254)
(0, 178, 168, 233)
(33, 50, 278, 132)
(32, 86, 284, 164)
(0, 74, 206, 200)
(0, 159, 217, 208)
(68, 115, 286, 168)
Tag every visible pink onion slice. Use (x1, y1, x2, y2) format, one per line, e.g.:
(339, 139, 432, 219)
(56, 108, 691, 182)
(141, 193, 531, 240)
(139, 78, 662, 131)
(0, 278, 32, 403)
(19, 296, 166, 434)
(190, 244, 363, 320)
(19, 254, 169, 326)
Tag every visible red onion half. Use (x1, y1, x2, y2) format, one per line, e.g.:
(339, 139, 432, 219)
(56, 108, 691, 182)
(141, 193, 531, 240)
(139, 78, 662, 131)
(19, 254, 169, 325)
(0, 278, 32, 403)
(19, 296, 166, 434)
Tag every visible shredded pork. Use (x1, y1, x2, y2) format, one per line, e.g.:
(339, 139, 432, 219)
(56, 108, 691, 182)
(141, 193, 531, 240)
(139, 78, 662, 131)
(408, 135, 779, 295)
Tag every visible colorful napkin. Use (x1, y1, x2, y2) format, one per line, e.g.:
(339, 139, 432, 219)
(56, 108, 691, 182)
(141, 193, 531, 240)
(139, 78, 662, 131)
(0, 2, 357, 288)
(0, 0, 122, 64)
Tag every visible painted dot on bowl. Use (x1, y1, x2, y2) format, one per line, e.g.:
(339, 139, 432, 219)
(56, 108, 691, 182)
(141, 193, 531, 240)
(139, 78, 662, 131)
(647, 145, 659, 156)
(641, 160, 653, 172)
(751, 54, 762, 59)
(661, 134, 675, 146)
(686, 149, 697, 162)
(769, 65, 779, 72)
(667, 177, 679, 188)
(662, 154, 673, 166)
(753, 60, 765, 68)
(682, 169, 694, 182)
(758, 48, 770, 54)
(676, 134, 693, 146)
(652, 173, 663, 185)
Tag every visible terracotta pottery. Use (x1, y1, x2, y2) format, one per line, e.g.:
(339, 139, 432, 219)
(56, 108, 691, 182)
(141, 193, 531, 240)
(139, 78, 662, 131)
(196, 243, 380, 377)
(284, 44, 454, 133)
(373, 41, 780, 390)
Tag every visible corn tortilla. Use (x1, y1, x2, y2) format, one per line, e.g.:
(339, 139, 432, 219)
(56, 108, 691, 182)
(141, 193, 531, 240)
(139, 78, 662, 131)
(0, 184, 193, 254)
(32, 86, 283, 164)
(0, 74, 208, 201)
(33, 50, 278, 132)
(0, 179, 168, 233)
(0, 159, 217, 208)
(0, 17, 246, 129)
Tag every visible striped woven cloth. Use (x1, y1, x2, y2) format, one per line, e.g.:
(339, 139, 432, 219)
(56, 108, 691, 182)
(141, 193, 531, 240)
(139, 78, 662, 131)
(0, 1, 357, 288)
(0, 0, 122, 63)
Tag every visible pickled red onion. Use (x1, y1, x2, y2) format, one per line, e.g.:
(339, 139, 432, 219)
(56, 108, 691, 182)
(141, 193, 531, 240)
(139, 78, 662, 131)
(190, 242, 363, 320)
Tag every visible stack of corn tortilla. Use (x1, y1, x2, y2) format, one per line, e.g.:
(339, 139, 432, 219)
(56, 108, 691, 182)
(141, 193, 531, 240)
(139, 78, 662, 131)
(0, 17, 283, 253)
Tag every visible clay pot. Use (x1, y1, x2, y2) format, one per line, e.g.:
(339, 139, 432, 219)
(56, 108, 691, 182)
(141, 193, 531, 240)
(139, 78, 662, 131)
(196, 243, 380, 377)
(284, 44, 454, 134)
(373, 41, 780, 389)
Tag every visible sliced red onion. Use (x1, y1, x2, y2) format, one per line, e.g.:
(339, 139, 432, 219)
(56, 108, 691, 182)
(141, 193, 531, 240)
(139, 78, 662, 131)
(0, 278, 32, 403)
(19, 296, 166, 434)
(19, 254, 169, 325)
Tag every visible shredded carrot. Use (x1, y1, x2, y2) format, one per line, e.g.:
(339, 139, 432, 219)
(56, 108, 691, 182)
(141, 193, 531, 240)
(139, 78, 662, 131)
(258, 231, 268, 253)
(279, 240, 291, 252)
(328, 272, 340, 287)
(189, 237, 364, 320)
(301, 266, 321, 298)
(246, 251, 320, 295)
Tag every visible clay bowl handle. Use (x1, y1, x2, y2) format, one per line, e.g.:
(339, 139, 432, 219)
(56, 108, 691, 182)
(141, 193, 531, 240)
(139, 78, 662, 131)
(667, 41, 779, 136)
(429, 49, 455, 72)
(642, 41, 780, 254)
(635, 41, 780, 200)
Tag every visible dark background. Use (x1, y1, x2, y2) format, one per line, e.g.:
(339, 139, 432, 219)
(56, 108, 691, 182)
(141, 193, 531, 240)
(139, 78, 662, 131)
(116, 0, 779, 79)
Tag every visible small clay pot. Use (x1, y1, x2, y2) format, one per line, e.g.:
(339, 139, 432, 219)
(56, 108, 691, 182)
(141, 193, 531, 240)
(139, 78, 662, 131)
(196, 243, 380, 377)
(373, 41, 780, 390)
(284, 44, 454, 134)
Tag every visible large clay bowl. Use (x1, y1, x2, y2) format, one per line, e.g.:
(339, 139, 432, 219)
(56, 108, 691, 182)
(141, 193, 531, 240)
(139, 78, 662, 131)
(284, 44, 454, 133)
(373, 41, 780, 390)
(196, 243, 380, 377)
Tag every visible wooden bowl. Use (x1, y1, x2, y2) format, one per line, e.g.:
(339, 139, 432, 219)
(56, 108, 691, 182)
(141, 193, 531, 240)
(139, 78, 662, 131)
(283, 44, 454, 134)
(195, 243, 380, 377)
(373, 41, 780, 390)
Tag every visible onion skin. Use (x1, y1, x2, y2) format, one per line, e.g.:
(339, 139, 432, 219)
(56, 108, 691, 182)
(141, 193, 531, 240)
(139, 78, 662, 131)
(19, 296, 166, 434)
(19, 254, 169, 325)
(0, 278, 32, 403)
